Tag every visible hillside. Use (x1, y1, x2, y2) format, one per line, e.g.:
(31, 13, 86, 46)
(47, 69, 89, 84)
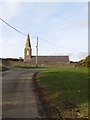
(75, 55, 90, 67)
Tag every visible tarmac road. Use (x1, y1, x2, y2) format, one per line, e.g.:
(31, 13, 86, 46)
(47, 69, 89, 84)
(2, 68, 46, 119)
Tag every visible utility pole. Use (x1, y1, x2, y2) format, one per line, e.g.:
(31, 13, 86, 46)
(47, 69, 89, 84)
(36, 36, 38, 68)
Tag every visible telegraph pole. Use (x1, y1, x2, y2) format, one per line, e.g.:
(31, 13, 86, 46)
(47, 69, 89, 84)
(36, 36, 38, 68)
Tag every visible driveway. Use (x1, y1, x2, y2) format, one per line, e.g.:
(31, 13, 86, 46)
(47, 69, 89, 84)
(2, 68, 46, 118)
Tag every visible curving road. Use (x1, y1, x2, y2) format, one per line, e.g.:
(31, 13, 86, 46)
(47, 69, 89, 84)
(2, 68, 46, 119)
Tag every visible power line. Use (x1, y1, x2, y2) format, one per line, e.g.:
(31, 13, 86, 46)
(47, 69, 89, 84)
(38, 37, 76, 52)
(0, 17, 76, 53)
(0, 17, 27, 36)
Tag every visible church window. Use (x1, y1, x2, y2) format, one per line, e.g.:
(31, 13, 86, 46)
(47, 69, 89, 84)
(27, 50, 29, 55)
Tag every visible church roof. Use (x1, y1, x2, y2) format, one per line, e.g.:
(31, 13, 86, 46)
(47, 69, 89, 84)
(25, 33, 31, 48)
(29, 56, 69, 65)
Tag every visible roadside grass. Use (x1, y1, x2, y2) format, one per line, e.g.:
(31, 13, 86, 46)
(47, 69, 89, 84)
(12, 62, 48, 68)
(0, 65, 2, 71)
(37, 67, 88, 118)
(0, 64, 8, 71)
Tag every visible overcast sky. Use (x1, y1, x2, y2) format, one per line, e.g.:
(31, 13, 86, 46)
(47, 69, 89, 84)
(0, 0, 88, 61)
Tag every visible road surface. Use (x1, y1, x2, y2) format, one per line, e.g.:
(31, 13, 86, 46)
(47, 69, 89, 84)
(2, 68, 46, 118)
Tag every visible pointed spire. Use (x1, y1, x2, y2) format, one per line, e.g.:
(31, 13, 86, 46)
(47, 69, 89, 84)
(25, 33, 31, 48)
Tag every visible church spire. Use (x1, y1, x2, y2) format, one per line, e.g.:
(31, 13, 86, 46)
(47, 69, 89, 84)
(25, 33, 31, 48)
(24, 33, 32, 62)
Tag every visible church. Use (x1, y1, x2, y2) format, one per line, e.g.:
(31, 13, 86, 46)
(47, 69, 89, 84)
(24, 33, 70, 65)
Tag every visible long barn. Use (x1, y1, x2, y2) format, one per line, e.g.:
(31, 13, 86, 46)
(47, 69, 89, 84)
(29, 56, 69, 65)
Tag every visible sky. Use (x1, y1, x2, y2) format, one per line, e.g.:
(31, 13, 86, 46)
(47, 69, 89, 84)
(0, 0, 89, 61)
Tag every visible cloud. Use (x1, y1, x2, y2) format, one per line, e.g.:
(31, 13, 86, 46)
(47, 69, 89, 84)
(71, 4, 88, 27)
(0, 2, 21, 57)
(0, 25, 3, 57)
(68, 52, 88, 61)
(0, 0, 89, 2)
(84, 5, 88, 15)
(0, 2, 21, 21)
(77, 52, 88, 60)
(1, 36, 25, 58)
(74, 19, 88, 27)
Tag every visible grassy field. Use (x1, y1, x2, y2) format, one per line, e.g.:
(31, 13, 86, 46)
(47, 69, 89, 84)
(37, 67, 88, 118)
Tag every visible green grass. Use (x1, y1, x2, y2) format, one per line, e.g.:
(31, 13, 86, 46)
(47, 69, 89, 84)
(12, 62, 48, 68)
(37, 67, 88, 118)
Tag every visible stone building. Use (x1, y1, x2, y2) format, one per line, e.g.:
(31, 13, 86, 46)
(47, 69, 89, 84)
(24, 34, 70, 65)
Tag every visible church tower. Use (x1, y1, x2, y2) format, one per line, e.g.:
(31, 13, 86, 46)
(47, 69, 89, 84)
(24, 33, 32, 62)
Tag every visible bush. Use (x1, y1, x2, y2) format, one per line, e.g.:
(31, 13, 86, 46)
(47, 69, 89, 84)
(75, 55, 90, 67)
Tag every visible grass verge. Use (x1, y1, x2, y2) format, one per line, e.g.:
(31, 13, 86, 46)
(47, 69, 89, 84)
(0, 64, 8, 71)
(12, 62, 48, 68)
(37, 67, 88, 118)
